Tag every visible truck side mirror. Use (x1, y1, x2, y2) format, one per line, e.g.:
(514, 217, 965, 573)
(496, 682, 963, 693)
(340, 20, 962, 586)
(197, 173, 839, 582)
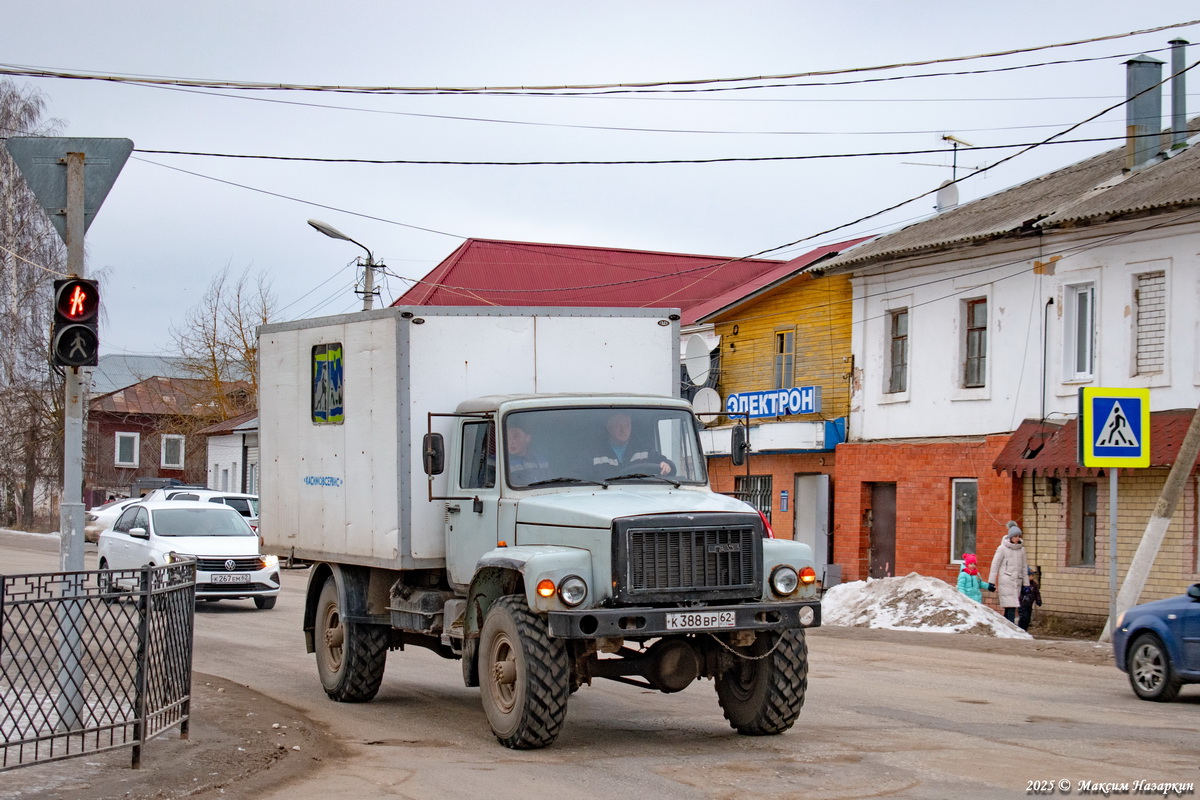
(422, 433, 445, 475)
(730, 425, 748, 467)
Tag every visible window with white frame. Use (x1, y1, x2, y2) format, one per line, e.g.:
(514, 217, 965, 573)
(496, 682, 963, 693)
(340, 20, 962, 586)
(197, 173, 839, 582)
(951, 479, 978, 561)
(161, 434, 185, 469)
(1063, 283, 1095, 380)
(1134, 271, 1166, 376)
(115, 432, 140, 468)
(887, 308, 909, 394)
(963, 298, 987, 388)
(773, 329, 795, 389)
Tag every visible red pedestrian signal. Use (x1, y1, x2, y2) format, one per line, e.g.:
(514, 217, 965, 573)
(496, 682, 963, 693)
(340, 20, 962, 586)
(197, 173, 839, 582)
(52, 278, 100, 367)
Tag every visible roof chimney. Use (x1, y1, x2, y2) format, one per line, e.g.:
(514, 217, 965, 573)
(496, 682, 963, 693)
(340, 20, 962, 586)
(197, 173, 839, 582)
(1125, 54, 1164, 171)
(1169, 39, 1189, 151)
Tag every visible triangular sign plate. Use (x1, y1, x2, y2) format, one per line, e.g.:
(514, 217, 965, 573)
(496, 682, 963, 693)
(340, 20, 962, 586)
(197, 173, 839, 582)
(3, 137, 133, 244)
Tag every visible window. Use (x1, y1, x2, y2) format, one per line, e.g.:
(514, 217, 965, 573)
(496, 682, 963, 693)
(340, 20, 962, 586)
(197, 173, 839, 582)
(115, 432, 140, 468)
(887, 309, 908, 394)
(1134, 271, 1165, 376)
(1069, 481, 1098, 566)
(312, 343, 345, 424)
(951, 479, 978, 561)
(1064, 283, 1095, 380)
(161, 434, 185, 469)
(460, 421, 496, 490)
(773, 329, 795, 389)
(963, 298, 987, 388)
(735, 475, 772, 522)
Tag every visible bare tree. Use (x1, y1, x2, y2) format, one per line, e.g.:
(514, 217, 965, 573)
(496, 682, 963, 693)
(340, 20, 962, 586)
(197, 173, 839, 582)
(0, 79, 66, 529)
(171, 265, 275, 415)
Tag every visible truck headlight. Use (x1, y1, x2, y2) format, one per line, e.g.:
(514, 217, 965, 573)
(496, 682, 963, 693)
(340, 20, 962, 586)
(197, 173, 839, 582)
(770, 566, 799, 597)
(558, 576, 588, 607)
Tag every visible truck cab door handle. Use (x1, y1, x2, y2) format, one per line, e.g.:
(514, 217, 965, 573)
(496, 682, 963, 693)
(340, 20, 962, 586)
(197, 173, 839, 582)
(446, 505, 461, 514)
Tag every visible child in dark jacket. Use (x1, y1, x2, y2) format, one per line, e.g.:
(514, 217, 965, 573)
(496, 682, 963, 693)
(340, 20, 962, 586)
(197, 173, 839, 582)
(1017, 569, 1042, 631)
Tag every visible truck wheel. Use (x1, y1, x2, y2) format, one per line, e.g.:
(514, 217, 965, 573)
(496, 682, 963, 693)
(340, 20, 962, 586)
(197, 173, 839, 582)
(479, 594, 569, 749)
(1127, 632, 1183, 702)
(315, 576, 387, 702)
(715, 628, 807, 735)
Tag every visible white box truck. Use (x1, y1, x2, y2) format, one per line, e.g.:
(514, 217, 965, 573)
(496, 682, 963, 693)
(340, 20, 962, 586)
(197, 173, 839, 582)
(258, 306, 821, 748)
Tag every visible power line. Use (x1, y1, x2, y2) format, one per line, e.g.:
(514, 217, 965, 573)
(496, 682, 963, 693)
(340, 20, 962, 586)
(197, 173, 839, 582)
(131, 156, 465, 240)
(132, 133, 1148, 166)
(0, 20, 1193, 94)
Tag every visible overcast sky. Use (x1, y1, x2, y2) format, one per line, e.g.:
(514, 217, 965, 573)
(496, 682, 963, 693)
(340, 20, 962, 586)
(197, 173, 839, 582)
(3, 2, 1197, 355)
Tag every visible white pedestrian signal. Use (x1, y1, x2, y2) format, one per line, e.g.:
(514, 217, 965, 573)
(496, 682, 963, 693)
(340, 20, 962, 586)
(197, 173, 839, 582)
(1095, 400, 1138, 448)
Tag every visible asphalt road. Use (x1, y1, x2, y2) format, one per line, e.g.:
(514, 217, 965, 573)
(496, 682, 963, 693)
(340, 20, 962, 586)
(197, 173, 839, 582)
(2, 531, 1197, 800)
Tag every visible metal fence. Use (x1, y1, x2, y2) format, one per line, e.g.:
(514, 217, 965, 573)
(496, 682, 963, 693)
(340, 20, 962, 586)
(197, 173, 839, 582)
(0, 562, 195, 771)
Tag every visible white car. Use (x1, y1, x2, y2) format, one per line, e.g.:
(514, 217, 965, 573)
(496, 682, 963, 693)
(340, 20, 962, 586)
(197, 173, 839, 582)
(142, 488, 259, 530)
(98, 500, 280, 609)
(84, 497, 140, 543)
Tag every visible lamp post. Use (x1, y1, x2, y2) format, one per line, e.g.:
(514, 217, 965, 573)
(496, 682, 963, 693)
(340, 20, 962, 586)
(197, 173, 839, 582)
(308, 219, 379, 311)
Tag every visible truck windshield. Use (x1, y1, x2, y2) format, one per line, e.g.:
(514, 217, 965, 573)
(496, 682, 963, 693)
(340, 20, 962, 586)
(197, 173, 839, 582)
(505, 407, 707, 488)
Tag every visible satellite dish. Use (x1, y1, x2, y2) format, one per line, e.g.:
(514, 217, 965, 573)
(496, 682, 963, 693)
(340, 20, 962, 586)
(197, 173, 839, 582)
(684, 335, 711, 386)
(692, 387, 721, 420)
(935, 179, 959, 213)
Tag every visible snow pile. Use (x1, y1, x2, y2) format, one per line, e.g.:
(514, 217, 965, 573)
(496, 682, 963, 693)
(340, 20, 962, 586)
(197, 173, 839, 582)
(822, 572, 1032, 639)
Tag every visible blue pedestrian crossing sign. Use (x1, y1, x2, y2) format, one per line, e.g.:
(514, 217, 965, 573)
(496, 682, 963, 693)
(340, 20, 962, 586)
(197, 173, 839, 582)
(1078, 387, 1150, 468)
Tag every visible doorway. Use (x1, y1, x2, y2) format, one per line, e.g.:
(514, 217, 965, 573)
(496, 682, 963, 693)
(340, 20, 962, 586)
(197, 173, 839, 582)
(868, 482, 896, 578)
(793, 474, 830, 574)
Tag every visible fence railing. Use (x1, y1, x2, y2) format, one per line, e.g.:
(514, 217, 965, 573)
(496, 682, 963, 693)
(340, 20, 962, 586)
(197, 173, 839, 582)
(0, 562, 195, 770)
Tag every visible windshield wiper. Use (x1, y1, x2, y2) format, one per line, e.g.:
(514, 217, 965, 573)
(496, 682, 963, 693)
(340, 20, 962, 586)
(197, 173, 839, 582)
(525, 476, 609, 489)
(604, 473, 682, 488)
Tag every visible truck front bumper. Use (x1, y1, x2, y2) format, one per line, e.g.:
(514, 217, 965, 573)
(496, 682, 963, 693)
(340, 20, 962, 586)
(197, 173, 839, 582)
(547, 599, 820, 639)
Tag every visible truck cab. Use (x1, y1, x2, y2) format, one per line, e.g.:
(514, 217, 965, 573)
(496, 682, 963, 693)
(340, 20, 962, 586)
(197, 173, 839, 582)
(419, 394, 821, 747)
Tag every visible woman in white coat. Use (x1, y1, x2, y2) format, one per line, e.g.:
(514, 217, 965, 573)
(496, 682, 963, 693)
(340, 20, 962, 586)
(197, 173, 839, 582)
(989, 521, 1030, 624)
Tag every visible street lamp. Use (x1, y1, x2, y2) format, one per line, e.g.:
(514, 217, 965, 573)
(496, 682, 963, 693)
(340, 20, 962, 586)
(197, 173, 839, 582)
(307, 219, 380, 311)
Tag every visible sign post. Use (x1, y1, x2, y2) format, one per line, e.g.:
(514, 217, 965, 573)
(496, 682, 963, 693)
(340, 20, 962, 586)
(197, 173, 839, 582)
(1078, 387, 1150, 627)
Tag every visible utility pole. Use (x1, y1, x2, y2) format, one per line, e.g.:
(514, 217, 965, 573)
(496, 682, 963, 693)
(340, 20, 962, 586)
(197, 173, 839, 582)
(307, 219, 380, 311)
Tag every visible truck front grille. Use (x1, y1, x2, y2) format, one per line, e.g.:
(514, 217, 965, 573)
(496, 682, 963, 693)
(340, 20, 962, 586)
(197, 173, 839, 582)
(612, 513, 763, 604)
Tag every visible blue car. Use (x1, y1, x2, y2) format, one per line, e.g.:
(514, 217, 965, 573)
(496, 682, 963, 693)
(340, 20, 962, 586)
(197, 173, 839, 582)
(1112, 583, 1200, 702)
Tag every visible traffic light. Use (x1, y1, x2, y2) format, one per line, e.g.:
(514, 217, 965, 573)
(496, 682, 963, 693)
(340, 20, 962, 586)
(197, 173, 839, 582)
(51, 278, 100, 367)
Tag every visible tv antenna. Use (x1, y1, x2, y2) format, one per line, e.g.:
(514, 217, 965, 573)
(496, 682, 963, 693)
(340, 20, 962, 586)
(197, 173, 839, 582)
(903, 134, 983, 182)
(902, 134, 985, 212)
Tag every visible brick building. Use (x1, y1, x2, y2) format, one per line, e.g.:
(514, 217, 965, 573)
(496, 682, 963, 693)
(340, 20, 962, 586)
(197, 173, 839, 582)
(86, 376, 252, 505)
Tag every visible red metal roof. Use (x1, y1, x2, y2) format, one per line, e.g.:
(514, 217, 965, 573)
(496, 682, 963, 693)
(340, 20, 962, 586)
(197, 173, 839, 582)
(993, 409, 1200, 477)
(393, 239, 791, 325)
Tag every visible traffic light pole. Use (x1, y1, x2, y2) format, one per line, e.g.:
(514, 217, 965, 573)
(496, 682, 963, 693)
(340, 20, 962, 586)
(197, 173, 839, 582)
(60, 152, 86, 574)
(56, 152, 87, 731)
